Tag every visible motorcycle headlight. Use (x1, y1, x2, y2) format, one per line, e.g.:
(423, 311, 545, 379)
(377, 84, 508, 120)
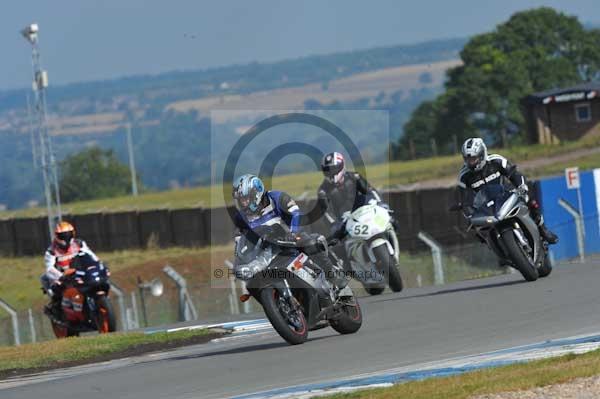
(235, 259, 268, 281)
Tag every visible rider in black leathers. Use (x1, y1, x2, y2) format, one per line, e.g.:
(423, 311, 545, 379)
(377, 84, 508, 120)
(317, 152, 385, 224)
(458, 138, 558, 244)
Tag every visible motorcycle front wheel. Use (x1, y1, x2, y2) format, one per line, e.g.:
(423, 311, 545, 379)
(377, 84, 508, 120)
(501, 230, 538, 282)
(330, 299, 362, 334)
(372, 245, 403, 292)
(365, 286, 385, 295)
(95, 296, 117, 333)
(51, 321, 78, 338)
(260, 288, 308, 345)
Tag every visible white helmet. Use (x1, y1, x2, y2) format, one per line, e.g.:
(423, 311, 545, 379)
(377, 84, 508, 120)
(461, 138, 487, 171)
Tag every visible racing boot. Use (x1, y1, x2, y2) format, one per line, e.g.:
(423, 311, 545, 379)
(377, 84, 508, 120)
(538, 223, 558, 245)
(43, 297, 63, 321)
(529, 201, 558, 245)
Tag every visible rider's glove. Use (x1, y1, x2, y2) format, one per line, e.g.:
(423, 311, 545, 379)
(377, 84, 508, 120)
(284, 232, 300, 243)
(516, 184, 529, 202)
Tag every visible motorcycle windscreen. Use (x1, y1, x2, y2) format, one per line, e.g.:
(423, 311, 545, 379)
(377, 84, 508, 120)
(234, 235, 276, 280)
(70, 253, 109, 285)
(472, 184, 512, 217)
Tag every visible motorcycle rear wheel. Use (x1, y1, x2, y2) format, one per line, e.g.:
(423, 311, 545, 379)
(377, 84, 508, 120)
(260, 288, 308, 345)
(537, 254, 553, 278)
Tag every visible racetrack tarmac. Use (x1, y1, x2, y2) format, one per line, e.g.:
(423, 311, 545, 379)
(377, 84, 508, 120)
(3, 260, 600, 399)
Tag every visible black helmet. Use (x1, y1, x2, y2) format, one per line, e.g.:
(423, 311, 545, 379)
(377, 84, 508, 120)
(321, 152, 346, 185)
(461, 138, 487, 171)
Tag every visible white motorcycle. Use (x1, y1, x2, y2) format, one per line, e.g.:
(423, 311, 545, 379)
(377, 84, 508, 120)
(341, 202, 403, 295)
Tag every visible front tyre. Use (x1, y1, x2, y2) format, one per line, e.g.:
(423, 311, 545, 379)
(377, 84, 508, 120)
(96, 296, 117, 333)
(372, 245, 403, 292)
(365, 286, 385, 296)
(501, 230, 538, 282)
(51, 321, 78, 338)
(330, 299, 362, 334)
(260, 288, 308, 345)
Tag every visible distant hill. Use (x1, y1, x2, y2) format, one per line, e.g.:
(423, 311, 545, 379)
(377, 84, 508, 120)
(0, 37, 466, 210)
(0, 37, 465, 122)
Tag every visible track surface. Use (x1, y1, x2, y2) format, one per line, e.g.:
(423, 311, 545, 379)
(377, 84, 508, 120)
(3, 260, 600, 399)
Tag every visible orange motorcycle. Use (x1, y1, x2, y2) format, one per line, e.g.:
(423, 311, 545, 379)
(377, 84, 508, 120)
(49, 254, 116, 338)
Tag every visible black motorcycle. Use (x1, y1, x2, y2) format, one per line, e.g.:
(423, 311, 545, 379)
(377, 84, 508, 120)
(234, 226, 362, 345)
(452, 183, 552, 282)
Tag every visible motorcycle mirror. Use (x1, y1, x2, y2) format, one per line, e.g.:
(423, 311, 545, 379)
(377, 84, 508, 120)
(150, 278, 164, 297)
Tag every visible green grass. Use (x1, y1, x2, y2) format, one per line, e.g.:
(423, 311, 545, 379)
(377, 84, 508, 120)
(527, 152, 600, 179)
(327, 349, 600, 399)
(0, 329, 212, 372)
(3, 137, 600, 219)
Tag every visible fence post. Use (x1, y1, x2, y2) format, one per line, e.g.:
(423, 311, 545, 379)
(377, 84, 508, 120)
(28, 308, 36, 343)
(558, 198, 585, 262)
(130, 291, 140, 329)
(163, 265, 198, 321)
(110, 282, 128, 331)
(225, 260, 240, 315)
(0, 298, 20, 346)
(417, 231, 445, 285)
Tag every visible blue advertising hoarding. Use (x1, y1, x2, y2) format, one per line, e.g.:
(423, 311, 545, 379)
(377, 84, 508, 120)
(538, 169, 600, 261)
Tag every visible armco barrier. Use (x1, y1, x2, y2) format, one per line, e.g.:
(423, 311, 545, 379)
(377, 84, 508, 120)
(139, 210, 172, 247)
(13, 218, 49, 256)
(104, 211, 140, 250)
(417, 188, 461, 247)
(70, 213, 107, 251)
(0, 219, 15, 256)
(0, 182, 545, 256)
(170, 208, 208, 247)
(207, 206, 236, 245)
(388, 190, 422, 251)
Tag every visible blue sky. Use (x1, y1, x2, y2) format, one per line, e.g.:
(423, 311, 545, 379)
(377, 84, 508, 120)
(1, 0, 598, 89)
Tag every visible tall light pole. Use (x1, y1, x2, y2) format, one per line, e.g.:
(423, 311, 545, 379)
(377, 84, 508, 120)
(126, 122, 138, 196)
(21, 23, 62, 236)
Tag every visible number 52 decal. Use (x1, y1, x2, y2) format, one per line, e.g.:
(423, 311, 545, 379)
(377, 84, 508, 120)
(353, 224, 369, 235)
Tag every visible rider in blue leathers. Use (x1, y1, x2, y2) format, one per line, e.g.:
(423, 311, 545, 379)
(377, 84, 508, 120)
(232, 174, 346, 290)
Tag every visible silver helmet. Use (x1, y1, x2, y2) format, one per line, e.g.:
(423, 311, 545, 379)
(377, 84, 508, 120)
(461, 138, 487, 171)
(232, 174, 266, 216)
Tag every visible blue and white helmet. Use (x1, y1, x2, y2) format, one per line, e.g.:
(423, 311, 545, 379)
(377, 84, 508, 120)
(461, 138, 488, 171)
(233, 174, 266, 215)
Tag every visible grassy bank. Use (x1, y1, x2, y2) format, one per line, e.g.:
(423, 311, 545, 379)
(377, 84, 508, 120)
(327, 349, 600, 399)
(0, 328, 216, 376)
(3, 137, 600, 219)
(0, 245, 230, 311)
